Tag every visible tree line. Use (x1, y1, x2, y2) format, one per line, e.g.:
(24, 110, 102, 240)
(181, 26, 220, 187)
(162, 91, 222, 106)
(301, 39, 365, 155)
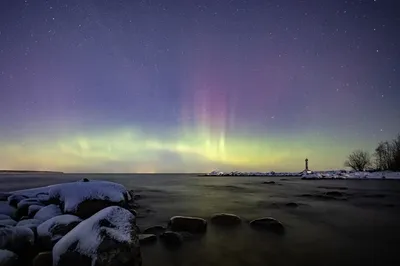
(345, 134, 400, 171)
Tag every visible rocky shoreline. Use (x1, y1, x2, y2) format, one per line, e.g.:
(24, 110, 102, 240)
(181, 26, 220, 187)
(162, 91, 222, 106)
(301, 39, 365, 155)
(0, 179, 285, 266)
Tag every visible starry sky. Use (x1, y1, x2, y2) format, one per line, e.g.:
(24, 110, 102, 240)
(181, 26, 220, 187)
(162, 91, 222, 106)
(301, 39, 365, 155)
(0, 0, 399, 173)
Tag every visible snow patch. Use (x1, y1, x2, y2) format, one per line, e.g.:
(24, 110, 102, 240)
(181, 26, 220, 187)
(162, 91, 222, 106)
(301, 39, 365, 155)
(53, 206, 136, 265)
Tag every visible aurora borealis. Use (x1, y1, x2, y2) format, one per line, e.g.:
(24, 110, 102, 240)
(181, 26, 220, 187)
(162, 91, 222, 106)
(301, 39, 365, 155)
(0, 0, 399, 173)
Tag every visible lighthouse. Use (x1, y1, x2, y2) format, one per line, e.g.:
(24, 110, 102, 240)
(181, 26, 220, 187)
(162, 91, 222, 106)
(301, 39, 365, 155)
(305, 158, 309, 171)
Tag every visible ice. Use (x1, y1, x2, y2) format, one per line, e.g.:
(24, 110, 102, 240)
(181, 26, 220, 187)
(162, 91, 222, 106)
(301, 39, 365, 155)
(48, 180, 128, 213)
(0, 202, 16, 219)
(33, 204, 62, 221)
(37, 214, 82, 239)
(53, 206, 136, 265)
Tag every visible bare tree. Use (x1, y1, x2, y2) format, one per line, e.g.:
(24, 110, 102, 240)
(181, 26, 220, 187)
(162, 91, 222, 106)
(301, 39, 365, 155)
(344, 150, 371, 171)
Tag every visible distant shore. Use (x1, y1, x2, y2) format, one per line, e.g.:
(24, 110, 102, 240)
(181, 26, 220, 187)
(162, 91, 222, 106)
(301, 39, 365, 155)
(0, 170, 64, 174)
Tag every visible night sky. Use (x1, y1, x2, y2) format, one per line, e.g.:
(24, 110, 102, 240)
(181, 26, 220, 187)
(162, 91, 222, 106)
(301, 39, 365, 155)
(0, 0, 399, 173)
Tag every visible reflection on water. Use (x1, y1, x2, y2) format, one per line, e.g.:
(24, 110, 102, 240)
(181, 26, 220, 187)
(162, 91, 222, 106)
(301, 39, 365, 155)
(2, 173, 400, 266)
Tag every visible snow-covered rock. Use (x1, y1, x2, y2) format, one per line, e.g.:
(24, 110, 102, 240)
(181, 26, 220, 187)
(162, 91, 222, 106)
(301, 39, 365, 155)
(37, 214, 82, 250)
(0, 202, 16, 220)
(7, 194, 28, 208)
(0, 249, 19, 266)
(53, 206, 141, 266)
(301, 171, 400, 180)
(33, 204, 62, 222)
(47, 181, 129, 219)
(16, 218, 42, 228)
(0, 226, 34, 254)
(16, 198, 44, 219)
(0, 219, 17, 226)
(28, 205, 43, 217)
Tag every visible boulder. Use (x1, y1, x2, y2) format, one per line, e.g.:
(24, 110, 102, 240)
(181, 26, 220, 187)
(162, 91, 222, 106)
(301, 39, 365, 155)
(28, 205, 43, 218)
(249, 217, 285, 234)
(160, 231, 183, 247)
(16, 198, 44, 218)
(210, 213, 242, 226)
(0, 193, 12, 201)
(48, 181, 129, 219)
(0, 215, 11, 220)
(53, 206, 141, 266)
(32, 252, 52, 266)
(0, 220, 17, 226)
(142, 225, 166, 236)
(285, 202, 299, 208)
(37, 215, 82, 250)
(34, 205, 62, 222)
(0, 225, 34, 254)
(325, 191, 344, 197)
(0, 202, 16, 220)
(7, 195, 27, 208)
(138, 234, 157, 245)
(169, 216, 207, 233)
(16, 219, 42, 236)
(263, 181, 276, 185)
(0, 249, 19, 266)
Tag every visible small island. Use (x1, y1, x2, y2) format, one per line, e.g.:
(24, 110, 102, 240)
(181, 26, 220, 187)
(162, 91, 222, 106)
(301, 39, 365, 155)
(0, 170, 64, 174)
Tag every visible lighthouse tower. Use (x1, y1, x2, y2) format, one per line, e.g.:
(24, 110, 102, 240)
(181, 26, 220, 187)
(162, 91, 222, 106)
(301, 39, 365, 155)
(305, 158, 309, 171)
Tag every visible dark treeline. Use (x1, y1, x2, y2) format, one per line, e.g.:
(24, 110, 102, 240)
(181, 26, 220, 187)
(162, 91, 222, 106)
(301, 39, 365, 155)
(345, 134, 400, 171)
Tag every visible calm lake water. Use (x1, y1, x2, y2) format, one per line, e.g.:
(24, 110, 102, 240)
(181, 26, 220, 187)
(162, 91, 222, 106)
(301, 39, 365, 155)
(1, 173, 400, 266)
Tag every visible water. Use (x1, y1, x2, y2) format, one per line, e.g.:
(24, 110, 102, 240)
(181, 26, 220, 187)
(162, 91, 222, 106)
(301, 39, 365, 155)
(1, 173, 400, 266)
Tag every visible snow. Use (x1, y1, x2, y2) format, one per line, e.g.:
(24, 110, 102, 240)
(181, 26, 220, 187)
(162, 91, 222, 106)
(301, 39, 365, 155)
(34, 204, 62, 221)
(0, 202, 16, 219)
(37, 214, 82, 239)
(52, 206, 136, 265)
(48, 181, 128, 213)
(0, 249, 18, 264)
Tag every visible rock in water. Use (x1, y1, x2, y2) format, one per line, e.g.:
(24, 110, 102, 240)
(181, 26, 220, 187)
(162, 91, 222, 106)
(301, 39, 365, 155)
(0, 249, 19, 266)
(160, 231, 183, 247)
(143, 225, 166, 236)
(169, 216, 207, 233)
(32, 252, 52, 266)
(0, 202, 16, 220)
(53, 206, 141, 266)
(210, 213, 242, 226)
(0, 226, 35, 254)
(249, 217, 285, 234)
(285, 202, 299, 208)
(34, 205, 62, 222)
(263, 181, 276, 185)
(37, 215, 82, 250)
(138, 234, 157, 245)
